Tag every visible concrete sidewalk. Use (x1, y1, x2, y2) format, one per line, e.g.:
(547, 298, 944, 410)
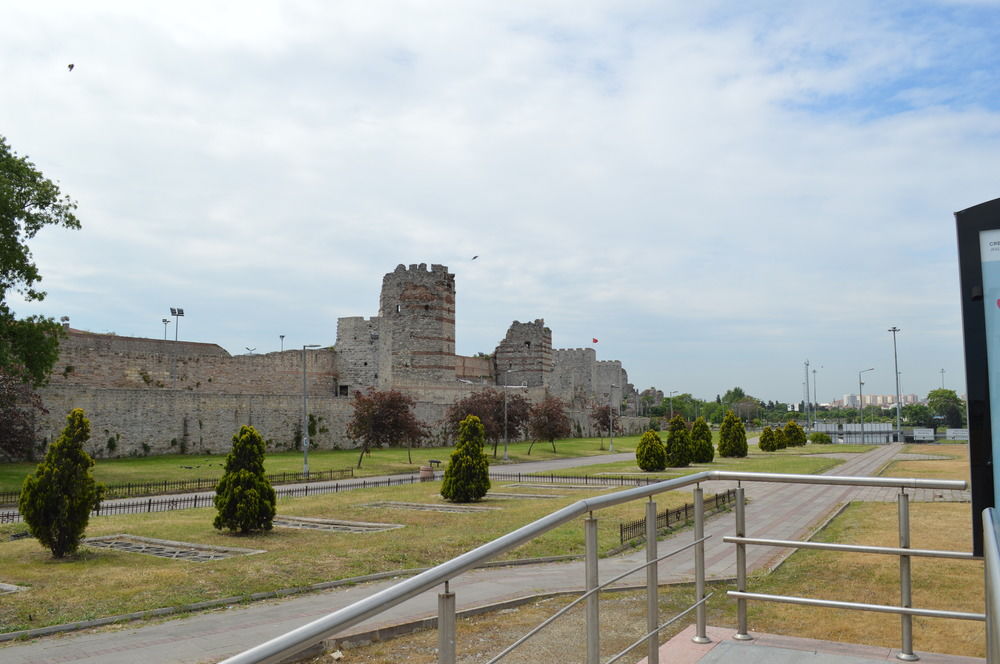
(0, 444, 937, 663)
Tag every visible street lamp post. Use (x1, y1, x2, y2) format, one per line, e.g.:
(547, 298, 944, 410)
(804, 360, 811, 430)
(889, 327, 902, 442)
(280, 335, 285, 352)
(669, 390, 678, 419)
(161, 318, 170, 340)
(301, 344, 321, 475)
(502, 369, 515, 462)
(812, 368, 819, 427)
(609, 384, 619, 452)
(859, 368, 874, 444)
(169, 307, 184, 341)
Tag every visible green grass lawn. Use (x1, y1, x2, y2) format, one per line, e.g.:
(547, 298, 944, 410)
(0, 437, 651, 494)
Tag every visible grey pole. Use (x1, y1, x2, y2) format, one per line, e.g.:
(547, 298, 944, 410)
(438, 582, 456, 664)
(161, 318, 170, 340)
(302, 344, 320, 475)
(812, 368, 819, 427)
(693, 487, 711, 644)
(609, 385, 619, 453)
(804, 360, 811, 430)
(859, 368, 874, 444)
(890, 327, 902, 442)
(734, 487, 752, 640)
(645, 499, 660, 664)
(585, 515, 600, 664)
(897, 491, 918, 661)
(669, 390, 678, 419)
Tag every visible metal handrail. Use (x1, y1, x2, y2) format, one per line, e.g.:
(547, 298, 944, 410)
(219, 471, 967, 664)
(723, 536, 980, 560)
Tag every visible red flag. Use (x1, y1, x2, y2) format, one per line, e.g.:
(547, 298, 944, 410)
(592, 338, 599, 343)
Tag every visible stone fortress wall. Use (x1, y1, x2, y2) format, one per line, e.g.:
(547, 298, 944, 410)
(36, 263, 642, 457)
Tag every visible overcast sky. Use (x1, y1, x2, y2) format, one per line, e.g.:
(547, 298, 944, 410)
(4, 1, 999, 405)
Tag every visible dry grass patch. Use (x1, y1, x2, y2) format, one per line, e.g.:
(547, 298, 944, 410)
(881, 443, 970, 482)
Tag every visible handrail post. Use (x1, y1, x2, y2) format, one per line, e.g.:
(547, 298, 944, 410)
(734, 486, 752, 640)
(646, 499, 660, 664)
(438, 581, 456, 664)
(692, 486, 710, 644)
(897, 490, 918, 661)
(586, 514, 600, 664)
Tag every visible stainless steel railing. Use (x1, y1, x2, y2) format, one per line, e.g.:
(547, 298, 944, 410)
(218, 471, 970, 664)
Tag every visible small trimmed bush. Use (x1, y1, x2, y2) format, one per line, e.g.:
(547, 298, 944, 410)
(783, 421, 807, 447)
(214, 425, 276, 533)
(718, 410, 748, 458)
(809, 431, 833, 444)
(19, 408, 105, 558)
(758, 426, 778, 452)
(690, 416, 714, 463)
(441, 415, 491, 502)
(773, 426, 787, 449)
(636, 430, 666, 471)
(665, 415, 691, 467)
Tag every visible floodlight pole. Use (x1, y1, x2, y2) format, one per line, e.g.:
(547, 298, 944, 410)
(859, 368, 874, 443)
(280, 335, 285, 352)
(889, 327, 902, 442)
(170, 307, 184, 341)
(302, 344, 321, 475)
(161, 318, 170, 340)
(609, 384, 619, 452)
(804, 359, 811, 430)
(668, 390, 678, 419)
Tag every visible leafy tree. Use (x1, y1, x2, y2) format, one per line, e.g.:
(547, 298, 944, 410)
(1, 136, 80, 387)
(0, 372, 45, 460)
(927, 389, 966, 427)
(527, 396, 571, 454)
(665, 415, 691, 467)
(690, 416, 714, 463)
(718, 410, 748, 458)
(440, 415, 491, 502)
(758, 426, 778, 452)
(808, 432, 832, 444)
(347, 388, 429, 468)
(783, 421, 807, 447)
(213, 425, 276, 533)
(902, 403, 935, 428)
(19, 408, 104, 558)
(445, 388, 529, 457)
(635, 430, 666, 471)
(590, 404, 620, 448)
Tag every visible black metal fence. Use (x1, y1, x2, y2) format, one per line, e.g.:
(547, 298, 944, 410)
(0, 473, 428, 524)
(489, 472, 665, 486)
(618, 488, 736, 544)
(0, 467, 354, 506)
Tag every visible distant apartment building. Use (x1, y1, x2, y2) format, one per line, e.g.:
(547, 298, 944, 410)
(833, 393, 920, 408)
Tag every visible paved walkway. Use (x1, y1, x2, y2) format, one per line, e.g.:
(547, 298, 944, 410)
(0, 444, 966, 663)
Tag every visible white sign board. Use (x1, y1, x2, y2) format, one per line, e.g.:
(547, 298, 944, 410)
(913, 428, 936, 442)
(946, 428, 970, 441)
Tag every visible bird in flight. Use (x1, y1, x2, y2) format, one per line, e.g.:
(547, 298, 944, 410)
(67, 64, 74, 72)
(471, 255, 478, 260)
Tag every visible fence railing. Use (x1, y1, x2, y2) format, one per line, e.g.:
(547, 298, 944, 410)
(488, 471, 664, 487)
(0, 467, 354, 506)
(217, 470, 973, 664)
(619, 488, 736, 544)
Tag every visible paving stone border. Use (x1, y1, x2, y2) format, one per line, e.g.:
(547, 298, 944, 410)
(82, 534, 265, 562)
(362, 501, 500, 513)
(0, 581, 27, 594)
(273, 516, 404, 533)
(486, 492, 566, 499)
(503, 483, 611, 490)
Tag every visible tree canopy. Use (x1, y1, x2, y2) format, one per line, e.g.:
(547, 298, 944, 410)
(346, 388, 428, 468)
(526, 396, 571, 453)
(445, 388, 529, 457)
(1, 136, 80, 386)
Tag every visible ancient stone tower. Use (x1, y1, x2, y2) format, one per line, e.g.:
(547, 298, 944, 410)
(494, 319, 553, 388)
(378, 263, 456, 386)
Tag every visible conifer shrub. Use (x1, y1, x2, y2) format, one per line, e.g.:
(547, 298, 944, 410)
(665, 415, 691, 467)
(784, 421, 807, 447)
(758, 426, 778, 452)
(773, 426, 787, 449)
(441, 415, 491, 502)
(809, 431, 833, 444)
(635, 430, 666, 471)
(718, 410, 748, 458)
(690, 416, 714, 463)
(213, 425, 276, 533)
(19, 408, 105, 558)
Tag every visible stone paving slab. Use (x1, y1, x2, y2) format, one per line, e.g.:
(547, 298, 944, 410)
(362, 501, 500, 513)
(272, 516, 404, 533)
(82, 534, 265, 562)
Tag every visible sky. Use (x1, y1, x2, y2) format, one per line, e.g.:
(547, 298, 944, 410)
(3, 1, 1000, 405)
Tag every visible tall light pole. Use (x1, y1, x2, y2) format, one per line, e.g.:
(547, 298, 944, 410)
(804, 360, 811, 430)
(889, 327, 902, 442)
(940, 368, 946, 389)
(609, 384, 619, 452)
(812, 367, 819, 426)
(502, 369, 515, 462)
(280, 335, 285, 352)
(859, 368, 874, 443)
(169, 307, 184, 341)
(668, 390, 678, 419)
(301, 344, 321, 475)
(161, 318, 170, 340)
